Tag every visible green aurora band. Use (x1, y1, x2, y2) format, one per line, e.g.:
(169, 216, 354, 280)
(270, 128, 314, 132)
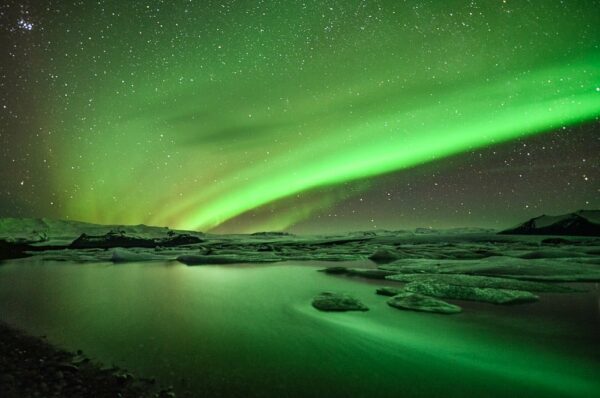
(44, 1, 599, 231)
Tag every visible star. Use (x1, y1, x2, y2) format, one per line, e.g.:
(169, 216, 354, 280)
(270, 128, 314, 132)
(17, 19, 34, 31)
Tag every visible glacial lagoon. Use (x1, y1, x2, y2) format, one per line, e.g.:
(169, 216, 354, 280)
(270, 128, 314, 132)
(0, 259, 598, 397)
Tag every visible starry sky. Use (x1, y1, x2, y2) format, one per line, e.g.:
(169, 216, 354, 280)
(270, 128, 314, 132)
(0, 0, 599, 233)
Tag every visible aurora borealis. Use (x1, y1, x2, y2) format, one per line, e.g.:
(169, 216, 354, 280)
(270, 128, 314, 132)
(1, 1, 599, 232)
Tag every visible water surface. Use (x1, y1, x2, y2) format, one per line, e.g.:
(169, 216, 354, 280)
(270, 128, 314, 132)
(0, 260, 598, 397)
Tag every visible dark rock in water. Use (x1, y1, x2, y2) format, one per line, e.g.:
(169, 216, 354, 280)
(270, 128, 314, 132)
(176, 254, 281, 265)
(70, 230, 203, 249)
(404, 281, 538, 304)
(319, 267, 397, 279)
(347, 268, 397, 279)
(376, 287, 403, 296)
(499, 210, 600, 236)
(312, 292, 369, 312)
(368, 249, 401, 263)
(318, 266, 349, 274)
(0, 239, 31, 260)
(387, 292, 462, 314)
(385, 273, 578, 293)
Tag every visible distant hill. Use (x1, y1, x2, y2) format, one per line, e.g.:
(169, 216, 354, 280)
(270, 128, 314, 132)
(0, 217, 202, 245)
(499, 210, 600, 236)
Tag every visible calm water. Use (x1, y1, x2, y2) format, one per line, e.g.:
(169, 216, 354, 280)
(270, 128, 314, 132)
(0, 259, 598, 397)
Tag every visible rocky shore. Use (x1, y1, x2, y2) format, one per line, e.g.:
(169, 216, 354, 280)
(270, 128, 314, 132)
(0, 322, 179, 398)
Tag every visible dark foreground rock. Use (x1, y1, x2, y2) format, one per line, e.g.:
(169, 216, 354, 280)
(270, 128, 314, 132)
(0, 322, 178, 398)
(319, 267, 397, 279)
(376, 287, 403, 296)
(176, 254, 281, 265)
(312, 292, 369, 312)
(347, 268, 398, 279)
(0, 239, 32, 260)
(387, 292, 462, 314)
(368, 249, 402, 263)
(404, 282, 538, 304)
(319, 266, 349, 274)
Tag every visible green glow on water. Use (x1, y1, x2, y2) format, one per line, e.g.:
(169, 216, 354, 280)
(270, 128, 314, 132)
(0, 262, 598, 397)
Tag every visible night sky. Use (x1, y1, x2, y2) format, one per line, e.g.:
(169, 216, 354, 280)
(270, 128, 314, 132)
(0, 0, 599, 233)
